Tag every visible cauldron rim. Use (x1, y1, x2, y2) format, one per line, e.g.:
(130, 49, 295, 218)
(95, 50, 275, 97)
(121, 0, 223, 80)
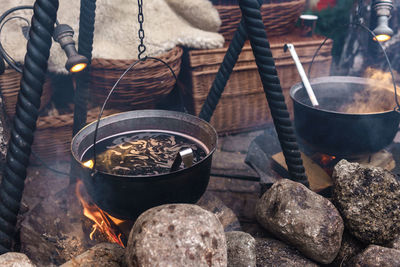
(71, 109, 217, 180)
(290, 75, 398, 116)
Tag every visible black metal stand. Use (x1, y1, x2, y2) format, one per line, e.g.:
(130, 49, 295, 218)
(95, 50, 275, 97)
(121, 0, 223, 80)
(72, 0, 96, 136)
(199, 0, 308, 185)
(69, 0, 97, 184)
(0, 0, 59, 253)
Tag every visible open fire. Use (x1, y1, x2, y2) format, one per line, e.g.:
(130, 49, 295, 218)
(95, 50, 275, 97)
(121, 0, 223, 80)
(75, 180, 126, 248)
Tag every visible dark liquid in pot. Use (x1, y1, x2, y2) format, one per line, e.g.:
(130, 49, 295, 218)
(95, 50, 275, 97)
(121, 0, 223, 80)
(82, 131, 208, 176)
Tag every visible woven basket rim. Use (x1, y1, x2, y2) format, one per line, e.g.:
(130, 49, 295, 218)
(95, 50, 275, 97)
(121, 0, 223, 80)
(214, 0, 306, 8)
(90, 46, 183, 69)
(36, 108, 116, 129)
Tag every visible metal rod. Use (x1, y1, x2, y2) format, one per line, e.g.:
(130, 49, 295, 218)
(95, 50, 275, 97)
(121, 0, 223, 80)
(285, 43, 319, 107)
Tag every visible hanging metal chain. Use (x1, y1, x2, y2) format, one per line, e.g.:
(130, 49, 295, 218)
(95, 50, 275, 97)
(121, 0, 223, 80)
(137, 0, 146, 60)
(355, 0, 364, 24)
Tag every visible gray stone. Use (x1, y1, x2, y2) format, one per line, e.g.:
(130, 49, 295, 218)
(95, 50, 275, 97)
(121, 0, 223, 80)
(255, 238, 318, 267)
(349, 245, 400, 267)
(327, 230, 366, 267)
(60, 243, 124, 267)
(124, 204, 227, 267)
(0, 252, 36, 267)
(226, 231, 256, 267)
(256, 179, 343, 264)
(387, 235, 400, 250)
(332, 160, 400, 244)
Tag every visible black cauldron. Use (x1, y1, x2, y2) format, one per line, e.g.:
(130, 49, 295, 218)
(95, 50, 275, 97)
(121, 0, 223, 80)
(290, 76, 400, 156)
(71, 110, 217, 219)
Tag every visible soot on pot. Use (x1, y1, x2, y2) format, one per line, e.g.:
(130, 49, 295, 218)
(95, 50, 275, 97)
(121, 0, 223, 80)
(82, 131, 208, 176)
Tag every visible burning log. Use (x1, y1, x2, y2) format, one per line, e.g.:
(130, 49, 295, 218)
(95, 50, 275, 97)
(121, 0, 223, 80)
(60, 243, 124, 267)
(76, 181, 127, 247)
(19, 184, 109, 265)
(19, 178, 131, 265)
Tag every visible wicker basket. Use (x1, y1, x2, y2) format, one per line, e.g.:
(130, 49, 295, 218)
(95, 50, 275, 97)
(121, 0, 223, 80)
(88, 47, 183, 109)
(32, 108, 116, 161)
(216, 0, 306, 41)
(181, 31, 333, 134)
(0, 68, 52, 118)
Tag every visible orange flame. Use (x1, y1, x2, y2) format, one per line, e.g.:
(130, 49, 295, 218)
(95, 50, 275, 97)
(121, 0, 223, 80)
(75, 180, 125, 247)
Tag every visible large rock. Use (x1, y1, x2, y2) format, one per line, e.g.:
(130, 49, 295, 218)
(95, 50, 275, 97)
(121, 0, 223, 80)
(125, 204, 227, 267)
(349, 245, 400, 266)
(256, 179, 343, 264)
(0, 252, 36, 267)
(327, 230, 366, 267)
(387, 235, 400, 250)
(226, 231, 256, 267)
(333, 160, 400, 244)
(255, 238, 319, 267)
(60, 243, 124, 267)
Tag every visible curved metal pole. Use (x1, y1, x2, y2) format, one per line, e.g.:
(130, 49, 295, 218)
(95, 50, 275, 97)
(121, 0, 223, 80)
(72, 0, 96, 135)
(0, 0, 59, 253)
(70, 0, 96, 184)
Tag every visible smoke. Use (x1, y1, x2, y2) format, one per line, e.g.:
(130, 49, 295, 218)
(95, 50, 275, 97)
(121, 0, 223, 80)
(339, 67, 400, 114)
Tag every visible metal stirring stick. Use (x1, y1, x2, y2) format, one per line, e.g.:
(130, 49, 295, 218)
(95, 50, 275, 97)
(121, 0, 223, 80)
(170, 148, 193, 172)
(284, 43, 319, 107)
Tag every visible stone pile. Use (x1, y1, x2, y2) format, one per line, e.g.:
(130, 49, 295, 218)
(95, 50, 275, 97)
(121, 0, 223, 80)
(4, 159, 400, 266)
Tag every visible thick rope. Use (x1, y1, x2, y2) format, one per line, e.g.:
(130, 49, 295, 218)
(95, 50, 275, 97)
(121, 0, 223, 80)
(239, 0, 307, 184)
(198, 0, 265, 121)
(0, 0, 59, 253)
(198, 19, 247, 121)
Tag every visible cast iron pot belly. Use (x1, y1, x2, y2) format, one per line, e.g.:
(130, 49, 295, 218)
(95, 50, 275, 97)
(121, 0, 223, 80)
(71, 110, 217, 220)
(290, 76, 400, 157)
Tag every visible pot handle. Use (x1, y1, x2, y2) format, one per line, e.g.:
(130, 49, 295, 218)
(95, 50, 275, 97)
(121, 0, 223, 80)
(90, 56, 181, 173)
(308, 22, 399, 111)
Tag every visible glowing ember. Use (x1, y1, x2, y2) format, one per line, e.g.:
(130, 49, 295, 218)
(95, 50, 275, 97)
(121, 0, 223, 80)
(320, 154, 336, 166)
(75, 180, 125, 247)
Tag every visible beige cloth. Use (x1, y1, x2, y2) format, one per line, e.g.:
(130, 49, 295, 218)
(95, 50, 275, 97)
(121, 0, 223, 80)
(1, 0, 224, 73)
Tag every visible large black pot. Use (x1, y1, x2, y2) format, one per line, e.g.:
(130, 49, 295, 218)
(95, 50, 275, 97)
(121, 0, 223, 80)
(290, 76, 400, 156)
(71, 110, 217, 220)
